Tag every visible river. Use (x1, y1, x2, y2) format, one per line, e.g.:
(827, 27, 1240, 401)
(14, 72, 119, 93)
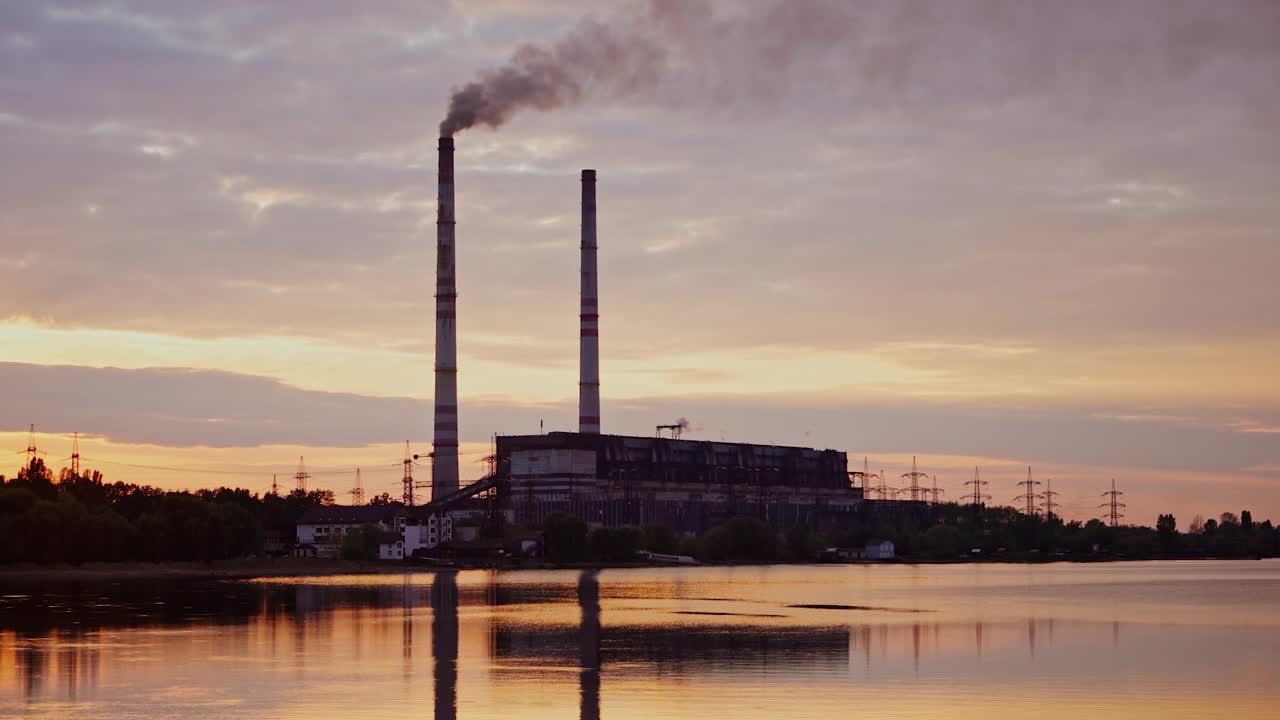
(2, 560, 1277, 719)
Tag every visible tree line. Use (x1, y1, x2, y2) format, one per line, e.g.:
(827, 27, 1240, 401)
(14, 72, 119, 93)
(0, 458, 333, 564)
(533, 502, 1280, 564)
(3, 455, 1277, 565)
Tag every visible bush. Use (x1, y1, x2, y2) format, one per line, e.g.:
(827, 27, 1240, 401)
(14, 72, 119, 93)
(340, 523, 383, 561)
(786, 524, 816, 561)
(640, 524, 677, 554)
(590, 525, 642, 561)
(542, 512, 589, 563)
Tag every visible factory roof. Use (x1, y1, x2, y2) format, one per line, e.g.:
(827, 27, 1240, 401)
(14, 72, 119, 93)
(498, 431, 842, 454)
(297, 504, 403, 525)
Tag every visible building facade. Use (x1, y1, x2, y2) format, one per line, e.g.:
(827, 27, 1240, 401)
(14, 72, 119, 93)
(496, 432, 863, 533)
(296, 505, 452, 559)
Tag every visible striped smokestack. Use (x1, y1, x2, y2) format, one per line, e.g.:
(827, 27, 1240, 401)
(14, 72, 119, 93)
(433, 137, 459, 499)
(579, 169, 601, 434)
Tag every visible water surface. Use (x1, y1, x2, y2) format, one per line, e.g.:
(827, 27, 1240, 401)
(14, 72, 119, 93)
(2, 561, 1277, 719)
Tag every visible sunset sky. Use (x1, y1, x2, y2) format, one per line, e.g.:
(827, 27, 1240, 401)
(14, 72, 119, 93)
(2, 0, 1277, 524)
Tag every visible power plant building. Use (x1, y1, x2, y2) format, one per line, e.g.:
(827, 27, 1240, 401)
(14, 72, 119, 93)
(417, 137, 864, 535)
(496, 432, 862, 532)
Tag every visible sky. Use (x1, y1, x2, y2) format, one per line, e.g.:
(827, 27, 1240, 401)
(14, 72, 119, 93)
(1, 0, 1278, 524)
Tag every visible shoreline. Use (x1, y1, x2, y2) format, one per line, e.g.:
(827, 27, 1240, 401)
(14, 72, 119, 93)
(0, 555, 1268, 582)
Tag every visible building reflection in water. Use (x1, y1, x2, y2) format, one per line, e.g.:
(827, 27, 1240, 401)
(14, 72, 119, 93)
(578, 570, 602, 720)
(0, 575, 1145, 717)
(431, 572, 459, 720)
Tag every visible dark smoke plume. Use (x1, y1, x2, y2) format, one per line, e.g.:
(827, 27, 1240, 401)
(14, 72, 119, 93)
(440, 17, 664, 136)
(439, 0, 858, 136)
(439, 0, 1280, 136)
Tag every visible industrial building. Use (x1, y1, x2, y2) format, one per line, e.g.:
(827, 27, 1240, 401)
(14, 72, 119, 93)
(290, 137, 873, 556)
(416, 134, 864, 533)
(497, 431, 862, 532)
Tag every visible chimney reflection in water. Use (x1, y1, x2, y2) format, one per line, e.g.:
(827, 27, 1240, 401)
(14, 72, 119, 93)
(578, 570, 602, 720)
(431, 572, 459, 720)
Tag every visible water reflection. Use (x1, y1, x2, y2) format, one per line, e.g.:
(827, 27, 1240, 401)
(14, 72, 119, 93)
(1, 563, 1278, 719)
(432, 572, 458, 720)
(579, 570, 601, 720)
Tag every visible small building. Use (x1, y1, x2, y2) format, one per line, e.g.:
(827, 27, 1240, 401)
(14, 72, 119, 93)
(449, 510, 484, 543)
(296, 505, 406, 559)
(820, 546, 861, 562)
(292, 543, 317, 559)
(864, 538, 895, 561)
(295, 504, 459, 560)
(819, 540, 896, 562)
(379, 531, 406, 560)
(404, 513, 453, 555)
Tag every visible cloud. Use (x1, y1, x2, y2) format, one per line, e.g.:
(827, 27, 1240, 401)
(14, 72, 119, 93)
(0, 362, 428, 447)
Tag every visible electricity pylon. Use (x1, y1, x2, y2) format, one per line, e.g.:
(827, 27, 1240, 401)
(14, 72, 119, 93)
(1014, 466, 1042, 517)
(1100, 479, 1126, 527)
(965, 466, 990, 507)
(900, 456, 928, 502)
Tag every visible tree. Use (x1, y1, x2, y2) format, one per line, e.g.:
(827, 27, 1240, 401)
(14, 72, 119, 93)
(340, 523, 383, 561)
(14, 458, 56, 500)
(920, 524, 963, 558)
(640, 524, 677, 555)
(542, 512, 589, 563)
(721, 517, 777, 562)
(368, 492, 395, 506)
(1189, 514, 1205, 534)
(1241, 510, 1253, 531)
(1156, 514, 1177, 555)
(589, 525, 642, 562)
(786, 523, 816, 561)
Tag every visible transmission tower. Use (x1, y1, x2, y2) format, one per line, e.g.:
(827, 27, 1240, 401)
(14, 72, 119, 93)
(70, 431, 81, 476)
(868, 465, 898, 500)
(1014, 466, 1042, 516)
(402, 441, 416, 506)
(294, 456, 310, 492)
(965, 466, 990, 507)
(849, 456, 876, 491)
(352, 468, 365, 506)
(270, 474, 279, 496)
(1042, 478, 1060, 520)
(900, 456, 928, 502)
(25, 424, 37, 465)
(1100, 478, 1126, 527)
(928, 474, 945, 504)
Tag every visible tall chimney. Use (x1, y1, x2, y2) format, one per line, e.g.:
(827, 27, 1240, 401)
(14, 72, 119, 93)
(433, 137, 460, 499)
(579, 169, 601, 434)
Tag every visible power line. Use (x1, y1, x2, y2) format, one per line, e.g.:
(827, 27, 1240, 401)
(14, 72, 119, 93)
(74, 455, 400, 477)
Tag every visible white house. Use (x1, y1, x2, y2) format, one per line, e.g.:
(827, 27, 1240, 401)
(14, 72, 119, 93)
(403, 513, 453, 557)
(379, 531, 406, 560)
(864, 538, 896, 561)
